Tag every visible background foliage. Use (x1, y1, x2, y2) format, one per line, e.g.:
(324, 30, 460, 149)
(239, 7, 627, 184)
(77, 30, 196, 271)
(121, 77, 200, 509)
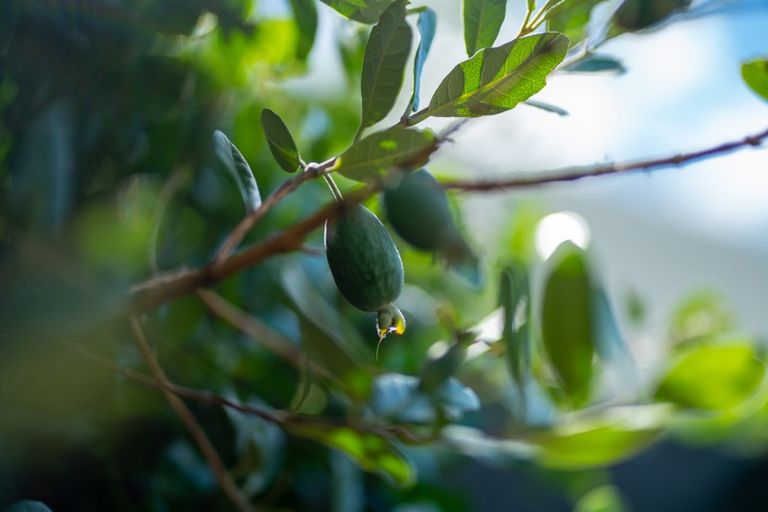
(2, 0, 768, 511)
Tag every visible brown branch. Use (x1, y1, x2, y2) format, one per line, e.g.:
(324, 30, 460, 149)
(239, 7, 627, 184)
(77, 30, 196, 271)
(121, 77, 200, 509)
(442, 126, 768, 192)
(128, 318, 255, 512)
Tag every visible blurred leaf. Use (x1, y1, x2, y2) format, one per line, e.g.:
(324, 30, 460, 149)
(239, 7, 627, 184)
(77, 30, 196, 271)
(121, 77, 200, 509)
(574, 485, 630, 512)
(419, 334, 473, 394)
(499, 263, 531, 399)
(426, 32, 568, 118)
(334, 127, 437, 181)
(360, 0, 412, 129)
(669, 291, 733, 344)
(286, 423, 415, 486)
(320, 0, 396, 24)
(531, 405, 668, 469)
(331, 451, 364, 512)
(224, 394, 285, 497)
(592, 288, 632, 365)
(742, 58, 768, 102)
(540, 242, 595, 405)
(371, 373, 480, 423)
(523, 99, 569, 116)
(289, 0, 319, 60)
(546, 0, 603, 45)
(463, 0, 507, 56)
(655, 341, 765, 410)
(260, 109, 302, 173)
(5, 501, 53, 512)
(407, 8, 437, 113)
(613, 0, 691, 31)
(280, 263, 373, 400)
(563, 55, 626, 74)
(213, 130, 262, 212)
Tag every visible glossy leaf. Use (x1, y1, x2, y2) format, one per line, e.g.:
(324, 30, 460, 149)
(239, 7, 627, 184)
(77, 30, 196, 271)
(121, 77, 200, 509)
(261, 108, 302, 173)
(531, 405, 668, 469)
(360, 0, 412, 129)
(407, 8, 437, 113)
(289, 0, 318, 59)
(613, 0, 691, 31)
(742, 58, 768, 102)
(426, 32, 569, 118)
(564, 54, 626, 74)
(547, 0, 603, 45)
(334, 127, 437, 181)
(320, 0, 396, 24)
(463, 0, 507, 56)
(540, 242, 595, 404)
(286, 423, 415, 486)
(212, 130, 262, 212)
(655, 341, 765, 410)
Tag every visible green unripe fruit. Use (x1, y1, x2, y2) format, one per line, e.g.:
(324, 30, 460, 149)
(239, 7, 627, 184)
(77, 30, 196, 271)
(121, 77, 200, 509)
(325, 205, 405, 337)
(382, 168, 459, 252)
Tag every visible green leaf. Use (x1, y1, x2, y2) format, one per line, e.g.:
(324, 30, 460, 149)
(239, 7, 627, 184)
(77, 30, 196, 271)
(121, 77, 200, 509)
(286, 423, 415, 486)
(463, 0, 507, 56)
(742, 58, 768, 102)
(261, 108, 302, 173)
(564, 54, 626, 74)
(546, 0, 603, 45)
(499, 263, 531, 397)
(540, 242, 595, 405)
(426, 32, 569, 118)
(6, 502, 53, 512)
(613, 0, 692, 31)
(320, 0, 396, 24)
(407, 8, 437, 113)
(334, 127, 437, 182)
(360, 0, 413, 129)
(655, 341, 765, 410)
(530, 405, 668, 469)
(212, 130, 262, 212)
(574, 485, 630, 512)
(289, 0, 318, 60)
(280, 263, 373, 400)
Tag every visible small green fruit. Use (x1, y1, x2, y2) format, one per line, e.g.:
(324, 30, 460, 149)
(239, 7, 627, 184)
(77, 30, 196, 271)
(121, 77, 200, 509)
(325, 204, 405, 337)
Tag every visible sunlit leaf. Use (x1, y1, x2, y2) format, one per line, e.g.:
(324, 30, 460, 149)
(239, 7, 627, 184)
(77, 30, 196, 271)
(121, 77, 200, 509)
(289, 0, 318, 59)
(655, 341, 765, 410)
(742, 58, 768, 102)
(574, 485, 630, 512)
(426, 32, 568, 118)
(320, 0, 396, 24)
(260, 109, 302, 173)
(213, 130, 262, 212)
(613, 0, 691, 31)
(359, 0, 412, 130)
(463, 0, 507, 56)
(286, 423, 415, 486)
(531, 405, 669, 469)
(334, 127, 437, 181)
(540, 242, 595, 405)
(669, 290, 734, 344)
(546, 0, 603, 45)
(563, 54, 626, 74)
(407, 8, 437, 113)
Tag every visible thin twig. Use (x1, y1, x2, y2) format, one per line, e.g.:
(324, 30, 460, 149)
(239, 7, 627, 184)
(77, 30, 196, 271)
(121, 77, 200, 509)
(128, 318, 255, 512)
(442, 126, 768, 191)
